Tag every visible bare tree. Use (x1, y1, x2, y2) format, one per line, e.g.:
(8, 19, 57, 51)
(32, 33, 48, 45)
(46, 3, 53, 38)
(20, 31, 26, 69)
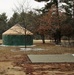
(13, 0, 32, 13)
(12, 0, 33, 48)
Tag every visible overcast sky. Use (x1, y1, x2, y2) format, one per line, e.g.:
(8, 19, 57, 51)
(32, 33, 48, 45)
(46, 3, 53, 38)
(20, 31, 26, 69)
(0, 0, 46, 19)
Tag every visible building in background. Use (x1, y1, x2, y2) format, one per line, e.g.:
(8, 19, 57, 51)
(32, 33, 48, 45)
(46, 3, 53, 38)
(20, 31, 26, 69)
(2, 24, 33, 46)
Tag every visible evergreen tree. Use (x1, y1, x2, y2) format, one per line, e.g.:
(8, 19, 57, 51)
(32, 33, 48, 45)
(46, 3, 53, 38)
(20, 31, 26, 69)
(0, 13, 7, 38)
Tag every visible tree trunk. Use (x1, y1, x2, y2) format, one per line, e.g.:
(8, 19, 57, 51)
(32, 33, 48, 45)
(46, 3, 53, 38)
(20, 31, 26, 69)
(73, 0, 74, 19)
(41, 34, 45, 44)
(56, 0, 61, 44)
(57, 36, 61, 44)
(54, 29, 61, 44)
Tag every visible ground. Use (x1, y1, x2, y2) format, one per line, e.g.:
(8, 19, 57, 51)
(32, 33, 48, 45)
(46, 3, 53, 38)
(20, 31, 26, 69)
(0, 40, 74, 75)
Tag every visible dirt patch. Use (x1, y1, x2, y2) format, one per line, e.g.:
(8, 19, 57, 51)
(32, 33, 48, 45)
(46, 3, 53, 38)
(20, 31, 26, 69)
(0, 62, 26, 75)
(13, 54, 74, 75)
(0, 54, 74, 75)
(0, 40, 74, 75)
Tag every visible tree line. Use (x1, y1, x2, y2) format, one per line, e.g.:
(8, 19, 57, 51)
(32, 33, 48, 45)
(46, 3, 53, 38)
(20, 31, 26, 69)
(35, 0, 74, 44)
(0, 0, 74, 45)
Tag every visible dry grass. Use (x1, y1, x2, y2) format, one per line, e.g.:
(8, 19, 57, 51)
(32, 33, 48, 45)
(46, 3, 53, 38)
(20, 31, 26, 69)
(0, 40, 74, 75)
(0, 39, 74, 63)
(0, 40, 74, 55)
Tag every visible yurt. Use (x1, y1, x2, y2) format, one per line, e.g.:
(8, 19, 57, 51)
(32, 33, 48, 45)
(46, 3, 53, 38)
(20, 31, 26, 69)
(2, 24, 33, 46)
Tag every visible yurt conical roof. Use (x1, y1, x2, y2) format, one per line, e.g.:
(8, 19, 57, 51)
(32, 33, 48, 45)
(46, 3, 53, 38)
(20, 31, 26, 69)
(3, 24, 33, 35)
